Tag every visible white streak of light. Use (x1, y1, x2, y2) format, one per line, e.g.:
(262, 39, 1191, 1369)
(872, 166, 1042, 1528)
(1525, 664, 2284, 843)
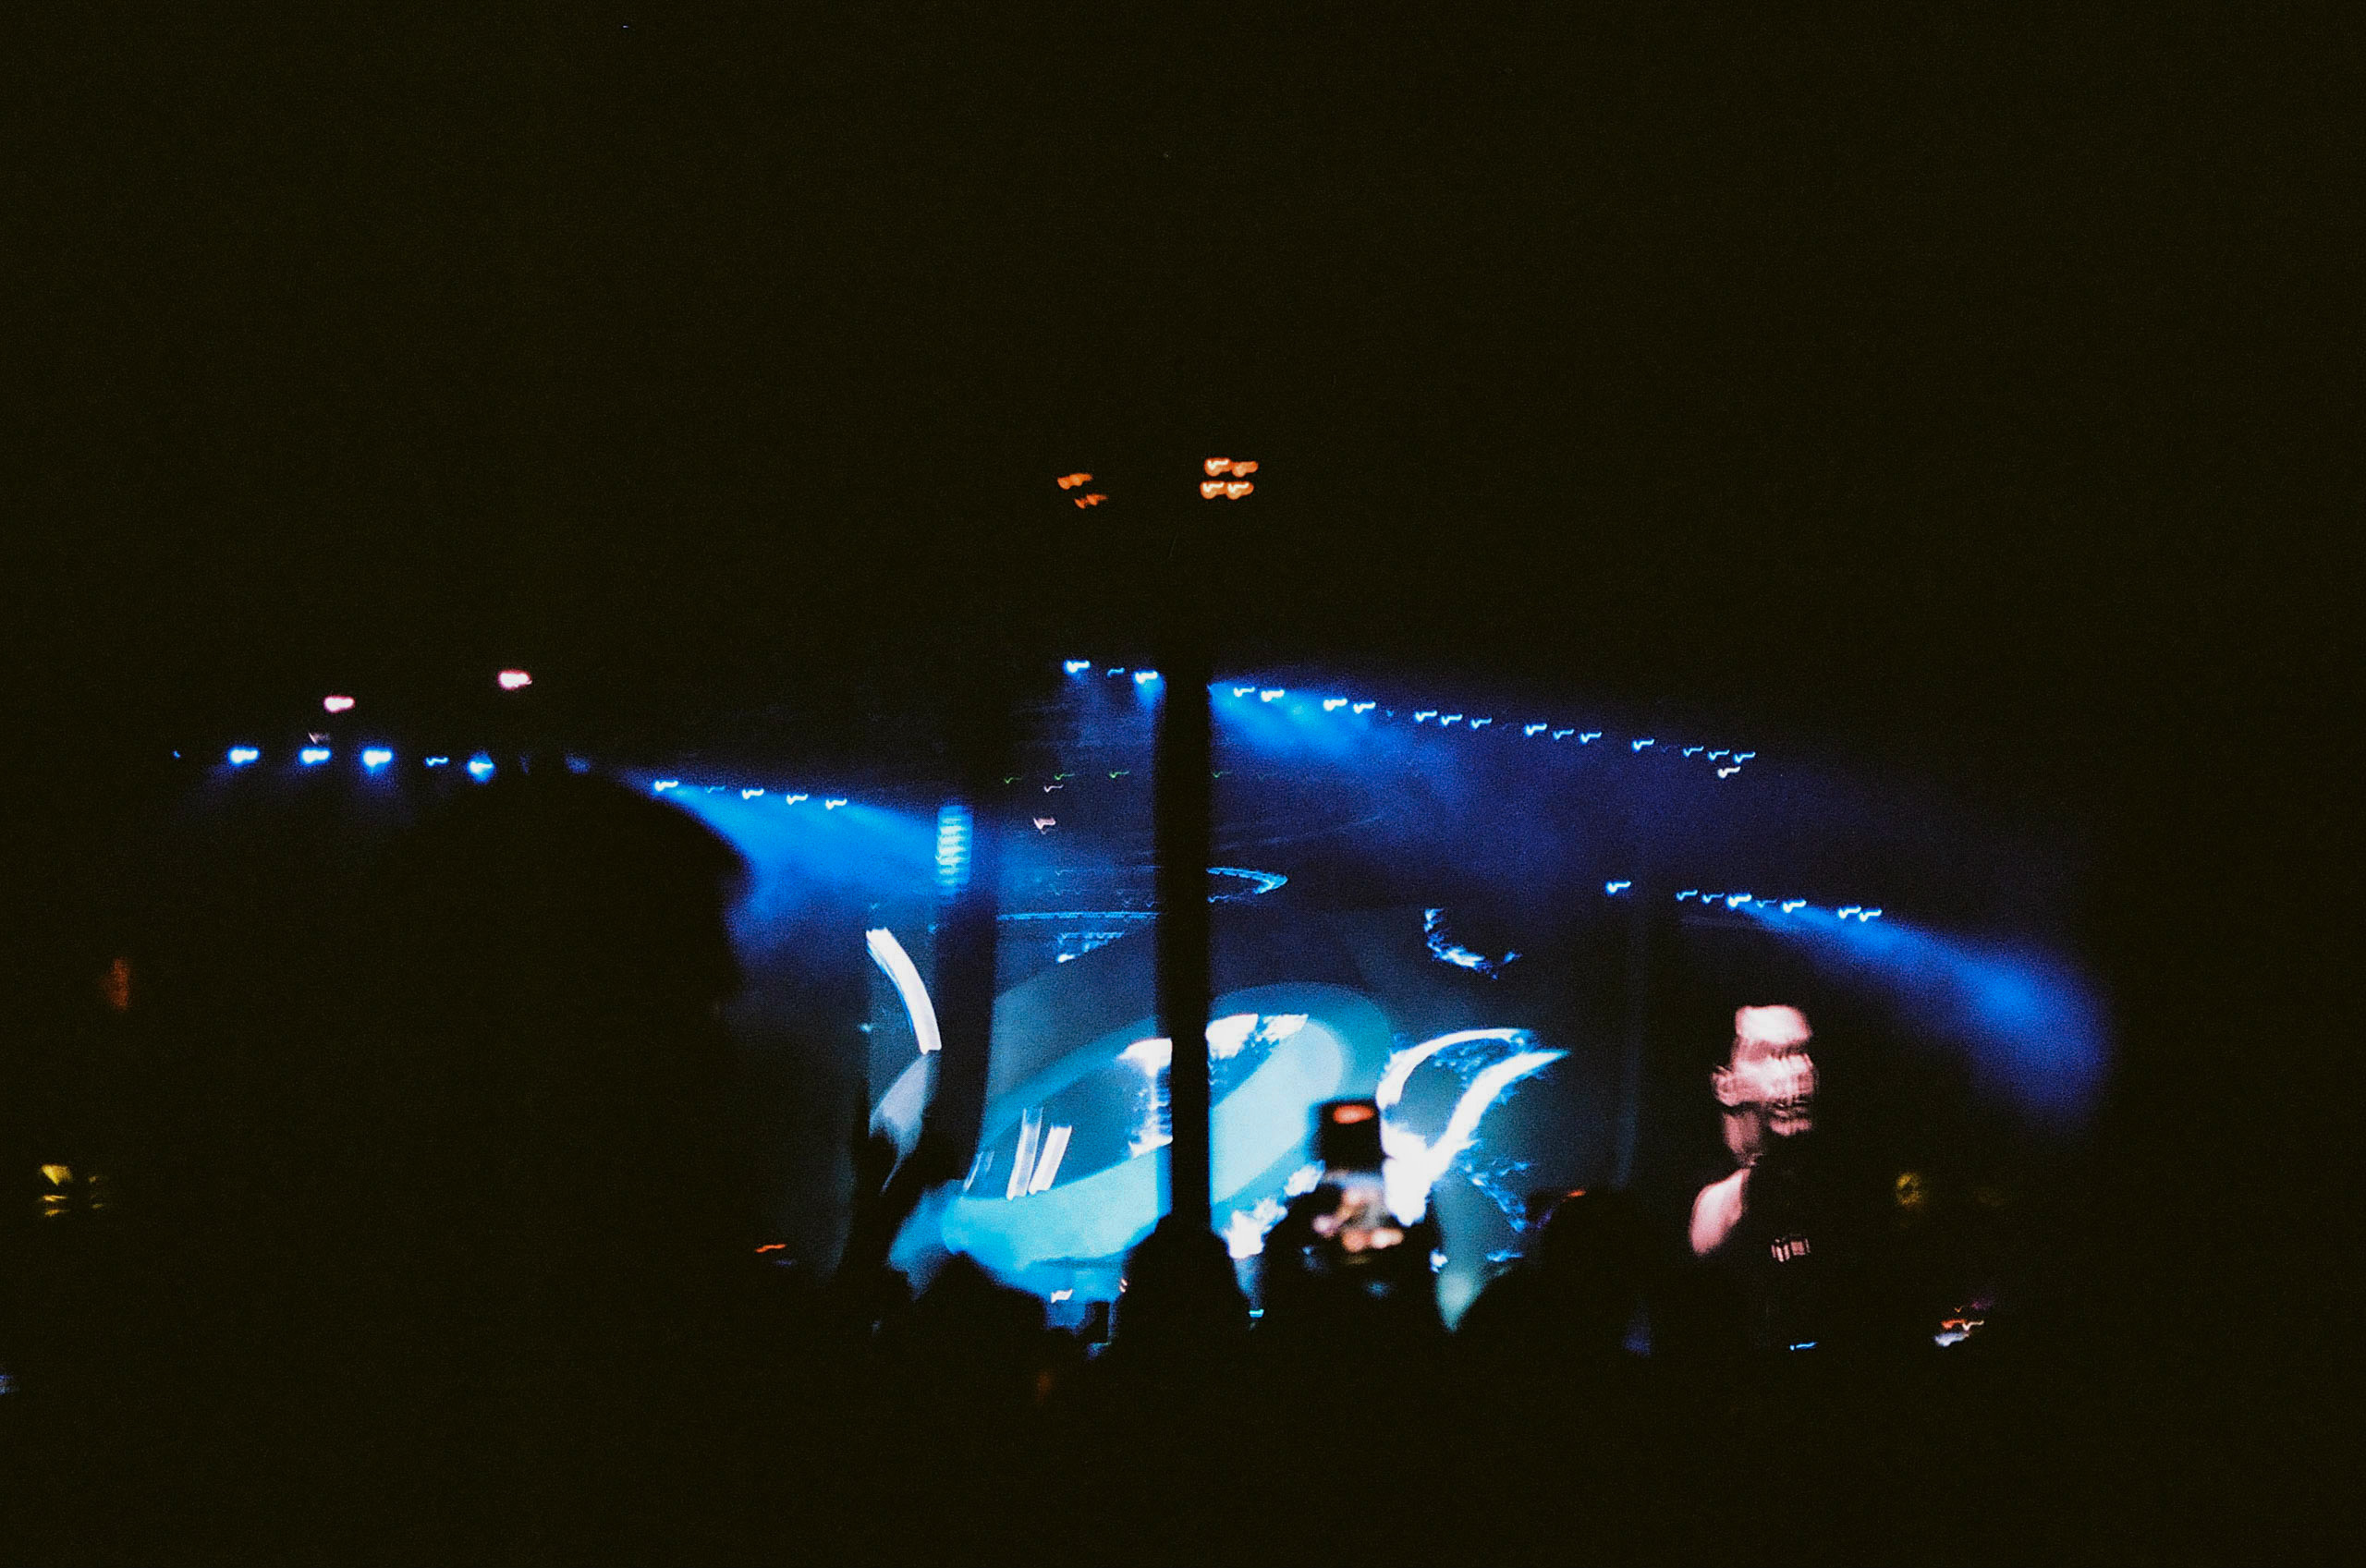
(1027, 1124, 1072, 1194)
(864, 928, 941, 1056)
(1006, 1109, 1043, 1200)
(1375, 1030, 1565, 1222)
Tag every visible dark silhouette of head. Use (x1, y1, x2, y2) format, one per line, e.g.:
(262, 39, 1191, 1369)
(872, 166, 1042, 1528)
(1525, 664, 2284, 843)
(1531, 1187, 1643, 1345)
(1115, 1215, 1250, 1361)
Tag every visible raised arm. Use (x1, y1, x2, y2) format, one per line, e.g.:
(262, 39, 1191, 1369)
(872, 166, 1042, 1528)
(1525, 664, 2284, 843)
(1689, 1165, 1750, 1257)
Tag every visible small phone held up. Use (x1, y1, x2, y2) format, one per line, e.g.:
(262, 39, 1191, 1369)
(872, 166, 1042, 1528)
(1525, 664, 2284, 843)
(1311, 1099, 1404, 1258)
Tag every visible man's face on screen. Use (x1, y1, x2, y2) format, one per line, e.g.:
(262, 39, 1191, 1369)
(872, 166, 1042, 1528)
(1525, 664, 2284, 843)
(1715, 1004, 1817, 1137)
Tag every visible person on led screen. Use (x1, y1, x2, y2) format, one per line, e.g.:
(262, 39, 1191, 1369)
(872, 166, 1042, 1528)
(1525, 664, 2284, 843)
(1689, 1003, 1830, 1350)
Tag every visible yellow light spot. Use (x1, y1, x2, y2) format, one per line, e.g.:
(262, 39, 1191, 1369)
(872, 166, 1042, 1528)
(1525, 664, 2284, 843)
(1894, 1172, 1927, 1209)
(40, 1164, 71, 1187)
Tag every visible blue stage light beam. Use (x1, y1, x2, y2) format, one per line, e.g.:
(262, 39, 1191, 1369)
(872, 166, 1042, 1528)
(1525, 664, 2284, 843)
(1740, 905, 2110, 1126)
(226, 747, 260, 766)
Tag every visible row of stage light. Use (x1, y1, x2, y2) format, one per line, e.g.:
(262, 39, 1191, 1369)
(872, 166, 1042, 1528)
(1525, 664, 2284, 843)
(221, 745, 499, 779)
(1061, 660, 1760, 777)
(213, 670, 536, 778)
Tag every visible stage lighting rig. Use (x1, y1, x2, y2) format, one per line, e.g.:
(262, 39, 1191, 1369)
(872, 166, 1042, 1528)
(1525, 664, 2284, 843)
(1200, 456, 1256, 499)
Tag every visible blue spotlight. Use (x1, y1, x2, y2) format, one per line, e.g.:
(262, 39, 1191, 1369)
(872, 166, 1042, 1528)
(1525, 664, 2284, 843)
(1133, 669, 1161, 686)
(823, 797, 848, 810)
(1232, 686, 1257, 698)
(1579, 732, 1601, 744)
(360, 748, 394, 770)
(1734, 752, 1756, 762)
(1604, 881, 1631, 895)
(1063, 660, 1092, 675)
(1415, 711, 1437, 723)
(1260, 688, 1285, 702)
(1631, 737, 1654, 752)
(1469, 717, 1492, 729)
(465, 753, 494, 781)
(1323, 698, 1348, 711)
(226, 747, 261, 766)
(1524, 723, 1546, 736)
(652, 779, 679, 792)
(1106, 666, 1127, 677)
(299, 747, 331, 766)
(1351, 701, 1375, 714)
(1552, 729, 1573, 740)
(424, 756, 450, 768)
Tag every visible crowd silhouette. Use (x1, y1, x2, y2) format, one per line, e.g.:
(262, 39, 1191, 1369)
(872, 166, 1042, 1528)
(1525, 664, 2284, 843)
(0, 774, 2169, 1564)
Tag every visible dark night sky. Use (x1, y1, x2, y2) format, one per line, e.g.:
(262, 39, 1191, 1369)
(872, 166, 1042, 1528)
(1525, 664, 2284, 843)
(14, 7, 2343, 765)
(6, 3, 2353, 1447)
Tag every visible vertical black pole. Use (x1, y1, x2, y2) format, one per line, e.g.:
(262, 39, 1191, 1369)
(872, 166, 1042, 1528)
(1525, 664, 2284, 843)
(923, 656, 1009, 1183)
(1155, 631, 1213, 1230)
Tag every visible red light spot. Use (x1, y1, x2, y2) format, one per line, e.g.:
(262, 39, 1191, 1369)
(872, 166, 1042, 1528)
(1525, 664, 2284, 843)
(1055, 472, 1092, 490)
(754, 1242, 787, 1253)
(1330, 1103, 1374, 1124)
(102, 957, 131, 1012)
(496, 669, 532, 690)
